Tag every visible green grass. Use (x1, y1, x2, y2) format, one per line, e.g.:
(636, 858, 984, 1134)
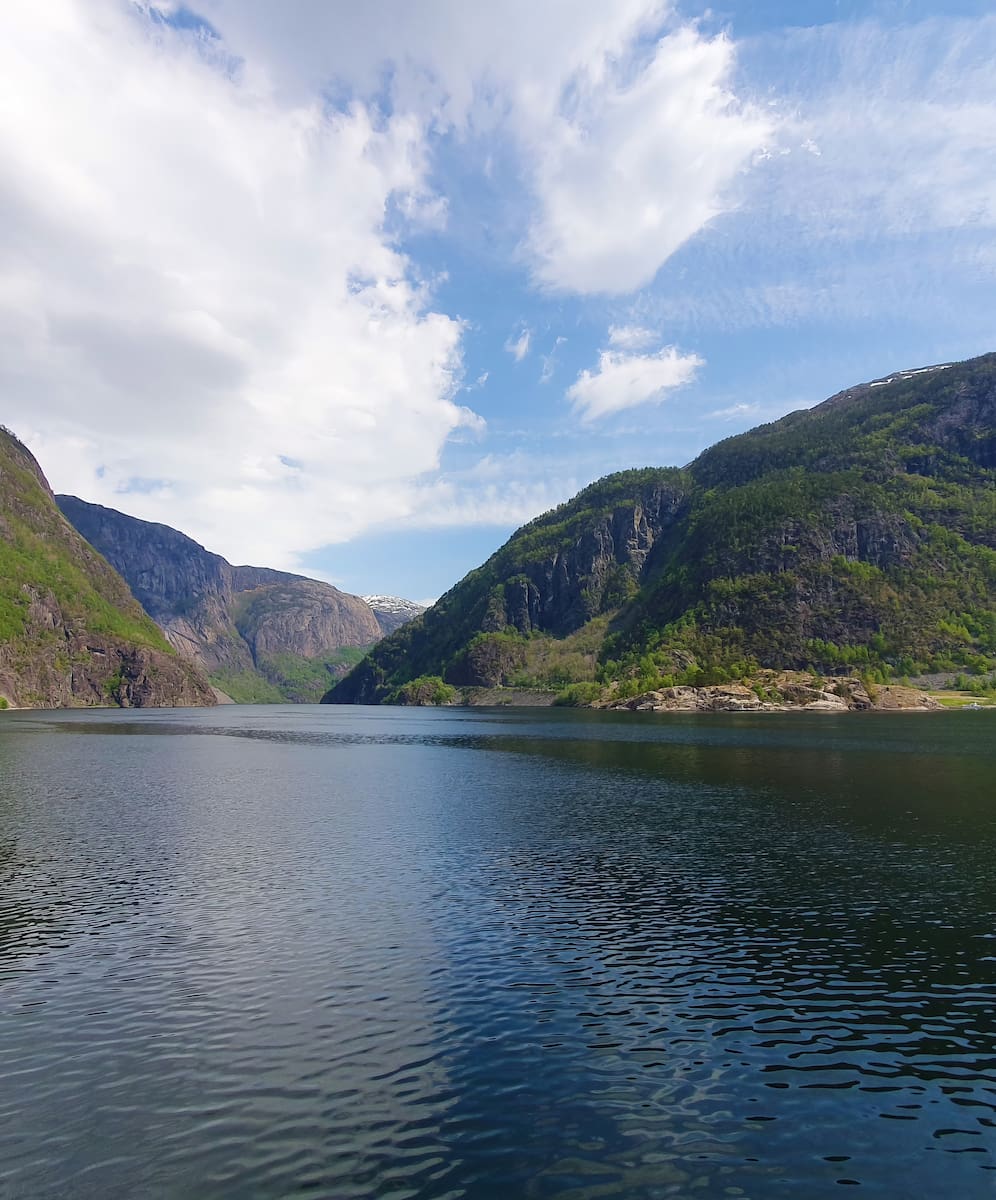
(208, 670, 286, 704)
(257, 647, 371, 703)
(210, 646, 374, 704)
(1, 428, 174, 654)
(932, 692, 996, 708)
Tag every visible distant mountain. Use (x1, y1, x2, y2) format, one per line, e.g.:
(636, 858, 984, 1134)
(57, 498, 384, 703)
(0, 428, 215, 709)
(326, 351, 996, 706)
(363, 595, 426, 636)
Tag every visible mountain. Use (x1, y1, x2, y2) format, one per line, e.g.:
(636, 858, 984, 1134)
(363, 595, 427, 636)
(57, 498, 385, 703)
(0, 428, 215, 709)
(325, 351, 996, 706)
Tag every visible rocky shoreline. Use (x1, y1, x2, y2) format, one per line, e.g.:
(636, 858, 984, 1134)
(596, 673, 940, 714)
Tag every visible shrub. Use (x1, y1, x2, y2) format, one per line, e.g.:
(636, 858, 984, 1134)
(553, 681, 603, 707)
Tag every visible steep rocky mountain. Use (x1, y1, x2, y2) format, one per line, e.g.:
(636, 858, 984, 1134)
(363, 595, 427, 636)
(0, 428, 215, 709)
(326, 351, 996, 705)
(57, 498, 384, 703)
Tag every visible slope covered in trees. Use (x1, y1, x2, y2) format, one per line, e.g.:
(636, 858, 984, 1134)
(326, 353, 996, 705)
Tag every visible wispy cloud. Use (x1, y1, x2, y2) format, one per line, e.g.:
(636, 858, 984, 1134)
(505, 327, 532, 362)
(608, 325, 657, 350)
(709, 402, 760, 421)
(540, 336, 567, 383)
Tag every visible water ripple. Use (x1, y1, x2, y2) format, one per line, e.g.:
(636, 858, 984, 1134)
(0, 707, 994, 1197)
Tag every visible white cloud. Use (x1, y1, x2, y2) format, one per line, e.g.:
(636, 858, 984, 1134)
(737, 17, 996, 247)
(505, 327, 532, 362)
(525, 26, 774, 294)
(400, 451, 581, 531)
(567, 345, 703, 422)
(197, 1, 775, 296)
(608, 325, 657, 350)
(540, 336, 567, 384)
(709, 402, 760, 421)
(0, 0, 477, 570)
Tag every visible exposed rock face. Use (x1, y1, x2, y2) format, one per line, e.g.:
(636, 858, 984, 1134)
(0, 429, 215, 709)
(325, 469, 690, 704)
(599, 675, 938, 713)
(233, 579, 382, 660)
(363, 595, 426, 636)
(483, 480, 688, 637)
(329, 351, 996, 706)
(57, 496, 384, 701)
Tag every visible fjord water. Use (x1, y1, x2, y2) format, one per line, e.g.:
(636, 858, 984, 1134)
(1, 707, 994, 1198)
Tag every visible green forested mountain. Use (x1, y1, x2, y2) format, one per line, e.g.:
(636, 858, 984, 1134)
(0, 428, 215, 709)
(326, 352, 996, 705)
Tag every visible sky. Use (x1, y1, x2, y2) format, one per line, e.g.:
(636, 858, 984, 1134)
(2, 0, 995, 603)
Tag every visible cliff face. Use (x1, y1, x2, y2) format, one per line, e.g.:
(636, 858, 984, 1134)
(477, 480, 688, 638)
(57, 497, 384, 702)
(326, 470, 691, 702)
(231, 579, 382, 660)
(327, 351, 996, 704)
(0, 428, 215, 709)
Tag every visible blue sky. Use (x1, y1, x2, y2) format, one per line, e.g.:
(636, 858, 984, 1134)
(2, 1, 995, 602)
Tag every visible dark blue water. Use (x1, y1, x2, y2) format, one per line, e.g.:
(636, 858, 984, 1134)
(0, 705, 994, 1198)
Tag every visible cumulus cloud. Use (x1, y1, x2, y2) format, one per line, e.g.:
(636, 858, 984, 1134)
(0, 0, 477, 570)
(567, 344, 703, 422)
(197, 0, 775, 296)
(524, 27, 774, 294)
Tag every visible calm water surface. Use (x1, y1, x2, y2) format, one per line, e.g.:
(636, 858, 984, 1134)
(0, 705, 994, 1198)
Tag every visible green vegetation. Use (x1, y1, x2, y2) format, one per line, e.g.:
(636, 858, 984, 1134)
(327, 353, 996, 706)
(0, 444, 171, 655)
(0, 427, 215, 708)
(210, 647, 372, 704)
(552, 681, 603, 707)
(0, 697, 9, 710)
(933, 692, 996, 708)
(256, 647, 370, 703)
(385, 675, 456, 706)
(326, 470, 688, 703)
(208, 669, 286, 704)
(0, 427, 175, 655)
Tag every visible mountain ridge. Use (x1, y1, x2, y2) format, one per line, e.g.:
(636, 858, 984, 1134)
(56, 498, 424, 703)
(325, 351, 996, 706)
(0, 428, 215, 709)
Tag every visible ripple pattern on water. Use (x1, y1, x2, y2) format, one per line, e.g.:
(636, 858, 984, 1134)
(0, 706, 994, 1198)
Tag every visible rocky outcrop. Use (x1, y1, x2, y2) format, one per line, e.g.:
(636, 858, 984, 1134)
(57, 497, 384, 700)
(483, 480, 688, 636)
(233, 579, 382, 660)
(0, 428, 215, 709)
(599, 675, 938, 713)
